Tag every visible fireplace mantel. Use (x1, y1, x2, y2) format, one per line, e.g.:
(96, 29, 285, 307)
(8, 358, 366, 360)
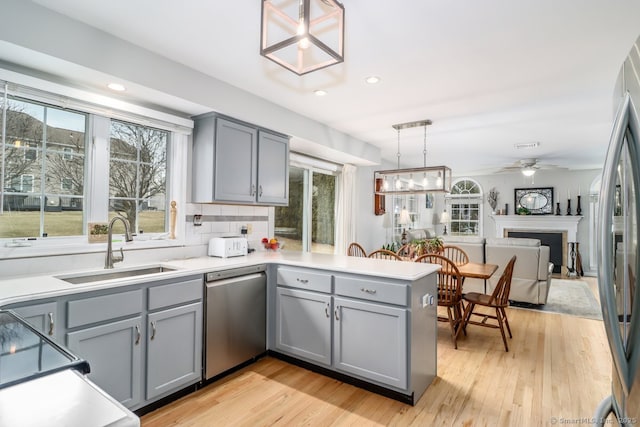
(490, 215, 582, 241)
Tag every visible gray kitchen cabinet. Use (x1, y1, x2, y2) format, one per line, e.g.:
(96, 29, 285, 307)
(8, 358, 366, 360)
(275, 287, 332, 366)
(333, 297, 407, 389)
(146, 302, 202, 400)
(256, 130, 288, 204)
(11, 301, 58, 339)
(191, 113, 289, 205)
(214, 118, 258, 203)
(67, 316, 143, 409)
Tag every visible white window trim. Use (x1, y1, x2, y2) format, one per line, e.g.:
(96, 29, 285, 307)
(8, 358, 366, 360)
(445, 178, 484, 237)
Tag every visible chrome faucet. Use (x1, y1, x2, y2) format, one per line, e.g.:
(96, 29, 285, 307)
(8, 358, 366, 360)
(104, 216, 134, 269)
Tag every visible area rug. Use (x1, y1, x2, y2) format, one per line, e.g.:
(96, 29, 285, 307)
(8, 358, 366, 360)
(511, 279, 603, 320)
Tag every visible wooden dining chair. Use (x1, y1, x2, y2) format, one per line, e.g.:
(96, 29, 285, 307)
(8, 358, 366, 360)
(442, 245, 469, 265)
(460, 255, 517, 352)
(367, 249, 402, 261)
(396, 244, 413, 258)
(347, 242, 367, 257)
(415, 253, 465, 349)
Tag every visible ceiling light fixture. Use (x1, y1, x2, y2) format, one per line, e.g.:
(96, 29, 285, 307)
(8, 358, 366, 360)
(314, 89, 327, 96)
(107, 83, 126, 92)
(374, 120, 452, 194)
(260, 0, 345, 75)
(521, 167, 536, 177)
(365, 76, 381, 84)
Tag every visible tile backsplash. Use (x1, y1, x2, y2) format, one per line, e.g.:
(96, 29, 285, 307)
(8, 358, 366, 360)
(184, 203, 273, 251)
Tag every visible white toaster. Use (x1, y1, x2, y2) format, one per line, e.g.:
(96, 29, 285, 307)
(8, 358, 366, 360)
(208, 236, 248, 258)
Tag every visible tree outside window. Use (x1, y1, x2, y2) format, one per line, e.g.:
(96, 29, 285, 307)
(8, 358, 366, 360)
(109, 120, 167, 234)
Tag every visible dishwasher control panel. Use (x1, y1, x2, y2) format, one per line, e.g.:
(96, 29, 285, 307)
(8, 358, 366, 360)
(205, 264, 266, 282)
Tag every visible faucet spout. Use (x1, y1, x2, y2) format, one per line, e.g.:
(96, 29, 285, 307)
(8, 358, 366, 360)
(105, 216, 134, 269)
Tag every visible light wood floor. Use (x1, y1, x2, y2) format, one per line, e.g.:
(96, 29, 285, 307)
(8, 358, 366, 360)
(142, 276, 611, 427)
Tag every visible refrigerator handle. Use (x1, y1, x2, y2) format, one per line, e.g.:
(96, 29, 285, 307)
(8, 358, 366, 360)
(598, 92, 635, 395)
(592, 395, 614, 426)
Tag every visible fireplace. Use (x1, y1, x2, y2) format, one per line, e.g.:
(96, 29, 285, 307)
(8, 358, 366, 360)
(490, 215, 582, 276)
(506, 230, 564, 273)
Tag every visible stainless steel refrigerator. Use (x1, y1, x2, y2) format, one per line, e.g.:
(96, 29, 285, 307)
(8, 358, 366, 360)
(595, 34, 640, 426)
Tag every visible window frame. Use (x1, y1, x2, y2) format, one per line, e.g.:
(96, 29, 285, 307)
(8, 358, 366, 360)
(0, 83, 188, 250)
(445, 178, 484, 237)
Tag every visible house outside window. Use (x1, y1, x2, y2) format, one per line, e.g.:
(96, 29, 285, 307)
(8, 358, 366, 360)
(445, 178, 483, 236)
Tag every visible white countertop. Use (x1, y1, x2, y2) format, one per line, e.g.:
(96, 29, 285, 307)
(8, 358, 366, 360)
(0, 370, 139, 427)
(0, 251, 438, 307)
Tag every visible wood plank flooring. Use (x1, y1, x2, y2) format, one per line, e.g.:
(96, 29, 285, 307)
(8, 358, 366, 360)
(142, 276, 611, 427)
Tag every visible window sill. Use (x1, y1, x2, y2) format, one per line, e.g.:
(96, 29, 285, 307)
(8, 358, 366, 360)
(0, 236, 182, 260)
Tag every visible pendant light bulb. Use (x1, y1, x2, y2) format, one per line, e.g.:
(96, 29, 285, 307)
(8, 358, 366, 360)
(297, 2, 310, 50)
(422, 172, 428, 187)
(383, 176, 389, 190)
(395, 175, 402, 190)
(436, 172, 443, 187)
(409, 174, 414, 189)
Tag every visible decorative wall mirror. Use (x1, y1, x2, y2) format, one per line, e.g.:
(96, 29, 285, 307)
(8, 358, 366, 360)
(514, 187, 554, 215)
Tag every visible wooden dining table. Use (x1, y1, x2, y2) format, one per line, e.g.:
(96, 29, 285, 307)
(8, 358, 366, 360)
(454, 262, 498, 280)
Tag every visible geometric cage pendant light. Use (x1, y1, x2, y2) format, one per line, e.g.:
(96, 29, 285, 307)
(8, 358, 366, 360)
(374, 120, 452, 194)
(260, 0, 345, 75)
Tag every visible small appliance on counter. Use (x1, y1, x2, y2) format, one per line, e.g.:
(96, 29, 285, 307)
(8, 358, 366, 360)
(208, 236, 248, 258)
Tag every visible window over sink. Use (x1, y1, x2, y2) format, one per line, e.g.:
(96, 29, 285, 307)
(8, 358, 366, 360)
(0, 84, 178, 242)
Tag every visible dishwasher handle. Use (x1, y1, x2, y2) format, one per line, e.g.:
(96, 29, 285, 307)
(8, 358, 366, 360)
(206, 272, 265, 288)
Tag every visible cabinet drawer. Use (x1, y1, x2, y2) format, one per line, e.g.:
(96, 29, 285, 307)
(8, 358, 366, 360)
(148, 278, 203, 311)
(67, 289, 143, 329)
(334, 275, 409, 306)
(277, 267, 332, 293)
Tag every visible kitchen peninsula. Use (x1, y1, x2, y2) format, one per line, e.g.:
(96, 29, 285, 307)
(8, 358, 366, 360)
(0, 251, 439, 412)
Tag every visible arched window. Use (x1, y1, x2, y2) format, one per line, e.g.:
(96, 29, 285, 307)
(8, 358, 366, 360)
(445, 179, 483, 236)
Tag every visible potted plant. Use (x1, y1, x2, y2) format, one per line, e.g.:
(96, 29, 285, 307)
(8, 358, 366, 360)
(88, 222, 109, 243)
(412, 237, 444, 256)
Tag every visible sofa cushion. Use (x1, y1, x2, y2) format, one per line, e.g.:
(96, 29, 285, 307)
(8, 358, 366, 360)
(407, 228, 432, 241)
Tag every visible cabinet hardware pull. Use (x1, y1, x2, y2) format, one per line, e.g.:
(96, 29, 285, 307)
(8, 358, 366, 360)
(296, 278, 309, 284)
(334, 307, 340, 321)
(48, 312, 54, 336)
(251, 184, 256, 196)
(360, 287, 377, 294)
(325, 303, 330, 318)
(259, 185, 263, 197)
(135, 325, 141, 345)
(151, 321, 157, 340)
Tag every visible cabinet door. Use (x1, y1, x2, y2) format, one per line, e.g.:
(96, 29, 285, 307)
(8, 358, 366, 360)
(67, 317, 142, 408)
(214, 118, 258, 203)
(275, 287, 332, 366)
(146, 302, 203, 400)
(333, 297, 407, 389)
(257, 131, 289, 205)
(12, 302, 57, 339)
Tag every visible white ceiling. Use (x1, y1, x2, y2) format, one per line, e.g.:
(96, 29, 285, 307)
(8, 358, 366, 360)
(10, 1, 640, 174)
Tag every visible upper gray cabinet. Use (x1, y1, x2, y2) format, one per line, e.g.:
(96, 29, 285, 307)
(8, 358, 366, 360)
(192, 114, 289, 205)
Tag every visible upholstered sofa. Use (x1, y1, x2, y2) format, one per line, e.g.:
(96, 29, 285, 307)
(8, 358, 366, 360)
(485, 237, 554, 305)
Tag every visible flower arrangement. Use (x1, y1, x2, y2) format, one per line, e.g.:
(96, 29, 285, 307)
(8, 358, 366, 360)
(412, 237, 444, 257)
(88, 222, 109, 243)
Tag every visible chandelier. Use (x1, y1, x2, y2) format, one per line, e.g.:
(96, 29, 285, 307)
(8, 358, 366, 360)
(260, 0, 345, 75)
(374, 120, 452, 194)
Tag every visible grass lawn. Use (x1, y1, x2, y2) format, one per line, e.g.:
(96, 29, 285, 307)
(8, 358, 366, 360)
(0, 211, 166, 238)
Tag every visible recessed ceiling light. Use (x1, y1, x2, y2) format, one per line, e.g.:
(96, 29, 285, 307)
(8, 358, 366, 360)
(314, 90, 327, 96)
(107, 83, 126, 92)
(365, 76, 381, 84)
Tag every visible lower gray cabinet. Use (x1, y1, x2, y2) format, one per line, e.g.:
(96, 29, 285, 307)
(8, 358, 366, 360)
(11, 301, 57, 339)
(146, 302, 202, 400)
(67, 317, 143, 408)
(275, 287, 331, 366)
(333, 297, 407, 389)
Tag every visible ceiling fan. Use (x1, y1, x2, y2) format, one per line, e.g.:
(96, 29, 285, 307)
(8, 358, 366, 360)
(496, 158, 561, 176)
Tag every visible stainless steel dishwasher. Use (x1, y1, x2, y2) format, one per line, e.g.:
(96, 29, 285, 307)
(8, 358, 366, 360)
(204, 264, 267, 380)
